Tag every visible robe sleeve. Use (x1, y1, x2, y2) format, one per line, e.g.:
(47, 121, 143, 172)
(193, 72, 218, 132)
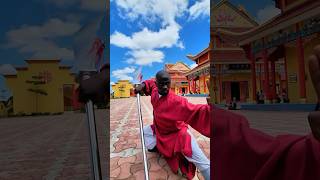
(212, 106, 320, 180)
(180, 98, 212, 138)
(143, 80, 157, 96)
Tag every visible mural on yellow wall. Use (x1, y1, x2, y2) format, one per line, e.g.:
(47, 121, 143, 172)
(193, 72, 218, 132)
(3, 60, 76, 115)
(112, 80, 133, 98)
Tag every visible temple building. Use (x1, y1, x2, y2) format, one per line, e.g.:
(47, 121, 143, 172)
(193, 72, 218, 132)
(164, 62, 191, 95)
(209, 0, 260, 103)
(0, 101, 7, 117)
(111, 80, 133, 98)
(185, 48, 210, 95)
(3, 60, 77, 115)
(237, 0, 320, 103)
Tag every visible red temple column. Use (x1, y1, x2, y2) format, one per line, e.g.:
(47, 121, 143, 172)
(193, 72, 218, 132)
(249, 46, 257, 102)
(279, 73, 282, 95)
(188, 79, 191, 94)
(203, 76, 206, 94)
(218, 65, 222, 103)
(262, 48, 271, 103)
(259, 63, 262, 91)
(193, 80, 196, 93)
(271, 60, 276, 101)
(213, 77, 217, 102)
(296, 24, 306, 102)
(225, 82, 231, 103)
(283, 47, 288, 93)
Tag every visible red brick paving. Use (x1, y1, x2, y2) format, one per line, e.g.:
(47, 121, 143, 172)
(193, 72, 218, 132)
(0, 110, 108, 180)
(110, 96, 210, 180)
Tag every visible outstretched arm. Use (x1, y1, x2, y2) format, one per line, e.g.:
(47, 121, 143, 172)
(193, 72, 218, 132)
(134, 80, 157, 96)
(308, 45, 320, 141)
(181, 98, 211, 138)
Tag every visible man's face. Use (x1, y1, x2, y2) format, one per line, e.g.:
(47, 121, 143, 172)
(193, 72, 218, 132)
(156, 77, 171, 96)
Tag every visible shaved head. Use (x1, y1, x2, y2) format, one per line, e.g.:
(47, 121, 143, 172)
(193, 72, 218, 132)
(155, 70, 171, 96)
(156, 70, 171, 81)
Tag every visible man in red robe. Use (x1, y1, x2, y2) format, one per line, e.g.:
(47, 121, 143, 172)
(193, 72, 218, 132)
(135, 70, 211, 180)
(212, 46, 320, 180)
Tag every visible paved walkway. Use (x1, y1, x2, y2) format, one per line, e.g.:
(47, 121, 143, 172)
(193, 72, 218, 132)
(110, 96, 210, 180)
(0, 110, 108, 180)
(233, 110, 311, 136)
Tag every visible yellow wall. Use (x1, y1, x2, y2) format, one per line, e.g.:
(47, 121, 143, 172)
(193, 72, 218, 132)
(286, 46, 300, 103)
(5, 62, 75, 115)
(286, 36, 320, 103)
(112, 80, 133, 98)
(304, 36, 320, 103)
(199, 76, 210, 94)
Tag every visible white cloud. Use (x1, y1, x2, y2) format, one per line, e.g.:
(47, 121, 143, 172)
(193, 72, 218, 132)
(4, 18, 81, 61)
(113, 0, 188, 26)
(110, 82, 115, 85)
(45, 0, 78, 7)
(126, 50, 164, 66)
(111, 23, 181, 50)
(0, 64, 17, 75)
(257, 5, 281, 24)
(80, 0, 106, 11)
(44, 0, 105, 11)
(189, 63, 197, 69)
(112, 67, 135, 81)
(111, 23, 182, 66)
(110, 0, 207, 67)
(189, 0, 210, 20)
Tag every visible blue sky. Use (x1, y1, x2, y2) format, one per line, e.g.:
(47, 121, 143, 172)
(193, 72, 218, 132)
(110, 0, 211, 85)
(0, 0, 280, 98)
(228, 0, 280, 23)
(0, 0, 106, 100)
(110, 0, 280, 86)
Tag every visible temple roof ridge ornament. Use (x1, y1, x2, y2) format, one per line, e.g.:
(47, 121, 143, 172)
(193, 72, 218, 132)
(186, 47, 209, 61)
(213, 0, 259, 28)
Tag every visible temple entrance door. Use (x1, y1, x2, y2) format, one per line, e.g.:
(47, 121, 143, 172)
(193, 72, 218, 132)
(231, 82, 240, 101)
(63, 84, 73, 111)
(182, 88, 186, 94)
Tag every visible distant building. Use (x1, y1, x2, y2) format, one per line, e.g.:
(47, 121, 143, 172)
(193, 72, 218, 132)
(0, 97, 13, 117)
(209, 0, 259, 103)
(238, 0, 320, 103)
(164, 62, 191, 95)
(0, 101, 6, 117)
(186, 48, 210, 95)
(112, 80, 133, 98)
(3, 60, 77, 115)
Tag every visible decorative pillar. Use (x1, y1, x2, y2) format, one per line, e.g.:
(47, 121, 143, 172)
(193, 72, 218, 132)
(225, 82, 231, 103)
(213, 77, 217, 102)
(271, 60, 276, 102)
(218, 64, 222, 103)
(188, 79, 191, 94)
(249, 45, 257, 102)
(283, 47, 288, 93)
(203, 76, 206, 94)
(262, 48, 271, 103)
(296, 24, 306, 103)
(193, 80, 196, 93)
(278, 73, 282, 95)
(259, 63, 262, 91)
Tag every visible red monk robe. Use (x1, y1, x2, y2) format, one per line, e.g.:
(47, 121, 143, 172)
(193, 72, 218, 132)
(212, 106, 320, 180)
(143, 79, 211, 179)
